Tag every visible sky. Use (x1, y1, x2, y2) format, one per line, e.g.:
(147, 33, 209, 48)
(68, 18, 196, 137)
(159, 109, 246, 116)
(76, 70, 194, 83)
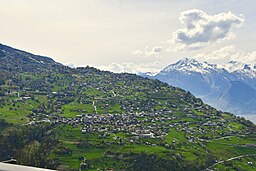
(0, 0, 256, 73)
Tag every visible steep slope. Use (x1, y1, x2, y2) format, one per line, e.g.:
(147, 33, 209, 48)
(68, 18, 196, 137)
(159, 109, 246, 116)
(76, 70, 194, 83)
(218, 81, 256, 114)
(0, 44, 255, 171)
(0, 43, 62, 73)
(150, 58, 256, 114)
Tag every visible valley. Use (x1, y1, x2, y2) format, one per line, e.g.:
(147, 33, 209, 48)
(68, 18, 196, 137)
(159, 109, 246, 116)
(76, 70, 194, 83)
(145, 58, 256, 115)
(0, 44, 256, 170)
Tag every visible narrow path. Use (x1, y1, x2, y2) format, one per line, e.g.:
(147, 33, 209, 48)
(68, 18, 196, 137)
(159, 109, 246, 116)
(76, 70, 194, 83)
(199, 134, 247, 142)
(204, 154, 256, 170)
(92, 101, 97, 114)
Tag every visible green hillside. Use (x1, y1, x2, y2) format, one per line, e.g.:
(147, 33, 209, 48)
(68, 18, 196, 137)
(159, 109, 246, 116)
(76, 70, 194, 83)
(0, 44, 256, 171)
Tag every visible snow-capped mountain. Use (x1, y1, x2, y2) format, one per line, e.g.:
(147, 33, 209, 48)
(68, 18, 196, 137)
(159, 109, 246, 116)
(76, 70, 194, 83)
(162, 58, 256, 77)
(144, 58, 256, 115)
(161, 58, 219, 74)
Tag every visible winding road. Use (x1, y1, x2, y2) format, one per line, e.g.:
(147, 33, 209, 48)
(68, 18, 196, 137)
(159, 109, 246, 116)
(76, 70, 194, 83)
(204, 154, 256, 170)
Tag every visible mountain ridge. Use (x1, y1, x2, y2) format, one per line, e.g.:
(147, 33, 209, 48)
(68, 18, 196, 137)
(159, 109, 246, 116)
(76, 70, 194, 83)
(0, 43, 256, 171)
(161, 58, 256, 77)
(145, 58, 256, 115)
(0, 43, 56, 64)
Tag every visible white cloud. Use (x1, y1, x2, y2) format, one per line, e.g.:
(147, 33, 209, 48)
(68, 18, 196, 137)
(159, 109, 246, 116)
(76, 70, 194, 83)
(97, 61, 161, 74)
(130, 49, 143, 55)
(171, 9, 244, 50)
(145, 46, 162, 56)
(195, 45, 256, 64)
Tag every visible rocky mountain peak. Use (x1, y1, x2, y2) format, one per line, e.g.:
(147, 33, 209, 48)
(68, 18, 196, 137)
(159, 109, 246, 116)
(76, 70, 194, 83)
(148, 58, 256, 114)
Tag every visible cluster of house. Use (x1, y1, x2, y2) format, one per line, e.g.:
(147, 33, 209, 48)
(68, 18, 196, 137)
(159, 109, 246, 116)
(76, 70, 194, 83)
(26, 103, 244, 147)
(55, 112, 173, 139)
(3, 76, 249, 146)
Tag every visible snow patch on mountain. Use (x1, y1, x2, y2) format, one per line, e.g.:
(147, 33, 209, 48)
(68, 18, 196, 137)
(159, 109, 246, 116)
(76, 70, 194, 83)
(142, 58, 256, 115)
(161, 58, 256, 78)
